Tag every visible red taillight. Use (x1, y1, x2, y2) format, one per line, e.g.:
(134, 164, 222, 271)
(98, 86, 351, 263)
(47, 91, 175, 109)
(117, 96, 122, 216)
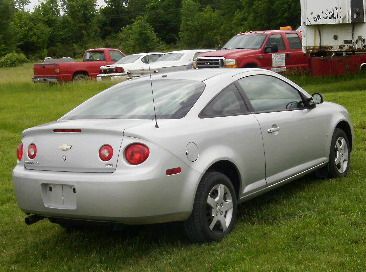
(124, 143, 150, 165)
(115, 67, 124, 73)
(99, 145, 114, 161)
(28, 143, 37, 159)
(17, 143, 23, 161)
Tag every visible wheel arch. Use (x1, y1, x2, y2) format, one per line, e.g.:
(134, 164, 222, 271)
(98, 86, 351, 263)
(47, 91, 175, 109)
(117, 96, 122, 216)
(204, 160, 242, 200)
(73, 71, 89, 78)
(335, 120, 353, 151)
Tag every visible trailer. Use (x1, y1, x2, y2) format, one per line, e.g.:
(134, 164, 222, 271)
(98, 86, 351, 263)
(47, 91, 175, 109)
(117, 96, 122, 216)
(301, 0, 366, 75)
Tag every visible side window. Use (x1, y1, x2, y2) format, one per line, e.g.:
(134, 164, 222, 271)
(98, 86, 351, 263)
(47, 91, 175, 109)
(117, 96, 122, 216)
(286, 33, 302, 50)
(149, 54, 163, 63)
(237, 75, 304, 112)
(267, 34, 286, 50)
(110, 50, 124, 62)
(141, 56, 149, 64)
(200, 84, 247, 118)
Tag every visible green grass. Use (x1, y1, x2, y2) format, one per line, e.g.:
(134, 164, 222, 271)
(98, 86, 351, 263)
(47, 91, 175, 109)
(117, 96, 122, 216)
(1, 65, 366, 271)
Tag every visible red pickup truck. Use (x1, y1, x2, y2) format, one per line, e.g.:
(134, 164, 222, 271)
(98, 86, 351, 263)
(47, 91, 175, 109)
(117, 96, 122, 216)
(196, 30, 309, 73)
(33, 48, 125, 83)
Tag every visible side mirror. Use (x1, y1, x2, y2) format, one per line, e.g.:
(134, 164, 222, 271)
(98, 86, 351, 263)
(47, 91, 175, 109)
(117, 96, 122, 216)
(305, 93, 324, 109)
(312, 93, 324, 104)
(264, 44, 279, 53)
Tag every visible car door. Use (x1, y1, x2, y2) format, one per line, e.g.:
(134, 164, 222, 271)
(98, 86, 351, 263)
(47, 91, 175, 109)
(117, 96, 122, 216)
(284, 33, 309, 72)
(236, 74, 328, 185)
(199, 83, 267, 196)
(262, 34, 287, 72)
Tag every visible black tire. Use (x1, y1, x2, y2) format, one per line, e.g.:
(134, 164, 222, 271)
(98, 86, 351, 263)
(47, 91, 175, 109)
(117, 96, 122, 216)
(73, 73, 89, 81)
(327, 128, 351, 178)
(184, 171, 237, 243)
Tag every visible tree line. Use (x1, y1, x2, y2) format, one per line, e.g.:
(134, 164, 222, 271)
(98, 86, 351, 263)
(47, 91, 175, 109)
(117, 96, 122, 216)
(0, 0, 301, 60)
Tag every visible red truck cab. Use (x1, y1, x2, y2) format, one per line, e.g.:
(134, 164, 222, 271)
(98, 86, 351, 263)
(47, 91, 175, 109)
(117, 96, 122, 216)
(197, 30, 309, 73)
(33, 48, 125, 83)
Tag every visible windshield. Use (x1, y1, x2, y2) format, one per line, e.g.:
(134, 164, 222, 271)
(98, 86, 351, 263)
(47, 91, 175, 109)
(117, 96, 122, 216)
(115, 54, 142, 64)
(157, 53, 184, 61)
(222, 34, 267, 50)
(63, 79, 205, 120)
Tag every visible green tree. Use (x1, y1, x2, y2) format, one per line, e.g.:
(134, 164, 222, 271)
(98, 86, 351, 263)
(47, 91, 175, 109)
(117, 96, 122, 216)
(99, 0, 129, 38)
(179, 0, 224, 48)
(14, 0, 30, 11)
(12, 11, 51, 58)
(117, 16, 164, 53)
(239, 0, 301, 31)
(0, 0, 16, 56)
(146, 0, 182, 44)
(61, 0, 100, 54)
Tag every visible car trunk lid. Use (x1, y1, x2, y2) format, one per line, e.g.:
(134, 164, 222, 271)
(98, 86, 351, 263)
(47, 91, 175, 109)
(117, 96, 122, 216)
(23, 119, 150, 173)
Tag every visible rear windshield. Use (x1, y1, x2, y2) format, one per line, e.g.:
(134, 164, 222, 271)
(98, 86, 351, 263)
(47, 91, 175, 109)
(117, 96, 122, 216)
(222, 34, 267, 50)
(84, 51, 106, 61)
(115, 54, 142, 64)
(157, 53, 184, 61)
(63, 79, 205, 120)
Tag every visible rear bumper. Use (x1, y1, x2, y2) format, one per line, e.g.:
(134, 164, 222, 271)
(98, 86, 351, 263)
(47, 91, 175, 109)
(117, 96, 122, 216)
(96, 73, 127, 81)
(12, 165, 200, 224)
(33, 77, 59, 83)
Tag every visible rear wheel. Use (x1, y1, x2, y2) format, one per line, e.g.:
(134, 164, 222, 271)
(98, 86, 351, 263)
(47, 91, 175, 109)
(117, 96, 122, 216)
(73, 73, 89, 81)
(184, 171, 237, 243)
(327, 128, 351, 178)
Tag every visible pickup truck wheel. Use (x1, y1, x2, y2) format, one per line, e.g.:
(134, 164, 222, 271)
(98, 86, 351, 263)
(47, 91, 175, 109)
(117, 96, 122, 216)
(73, 73, 89, 81)
(184, 171, 237, 243)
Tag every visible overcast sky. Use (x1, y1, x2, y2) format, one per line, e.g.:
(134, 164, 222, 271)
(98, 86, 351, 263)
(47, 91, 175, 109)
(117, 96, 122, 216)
(26, 0, 106, 11)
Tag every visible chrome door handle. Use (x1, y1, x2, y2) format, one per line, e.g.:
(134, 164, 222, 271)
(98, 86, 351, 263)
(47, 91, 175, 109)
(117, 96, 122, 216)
(267, 125, 280, 134)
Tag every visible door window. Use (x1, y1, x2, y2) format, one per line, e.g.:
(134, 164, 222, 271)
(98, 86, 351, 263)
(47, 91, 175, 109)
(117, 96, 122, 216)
(110, 50, 124, 61)
(266, 34, 286, 50)
(237, 75, 305, 112)
(200, 84, 247, 118)
(286, 33, 302, 50)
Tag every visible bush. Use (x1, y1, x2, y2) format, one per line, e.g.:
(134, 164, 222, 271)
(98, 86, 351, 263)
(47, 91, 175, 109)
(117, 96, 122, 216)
(0, 52, 28, 67)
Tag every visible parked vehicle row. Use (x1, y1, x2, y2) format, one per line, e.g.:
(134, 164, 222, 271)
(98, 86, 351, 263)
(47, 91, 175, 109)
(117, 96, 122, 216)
(97, 49, 212, 81)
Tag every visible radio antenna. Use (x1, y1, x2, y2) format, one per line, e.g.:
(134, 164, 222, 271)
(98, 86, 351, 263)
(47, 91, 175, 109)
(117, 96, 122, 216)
(148, 55, 159, 128)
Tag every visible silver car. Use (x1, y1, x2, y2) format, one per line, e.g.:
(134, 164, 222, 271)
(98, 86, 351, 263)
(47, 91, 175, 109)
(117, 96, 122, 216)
(13, 69, 353, 242)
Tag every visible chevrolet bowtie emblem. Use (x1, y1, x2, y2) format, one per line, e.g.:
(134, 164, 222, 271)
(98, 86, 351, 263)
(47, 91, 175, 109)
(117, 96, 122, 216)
(59, 144, 72, 151)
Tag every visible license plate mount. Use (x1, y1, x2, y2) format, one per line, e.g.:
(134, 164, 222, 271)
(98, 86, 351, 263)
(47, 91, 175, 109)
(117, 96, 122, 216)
(41, 184, 77, 209)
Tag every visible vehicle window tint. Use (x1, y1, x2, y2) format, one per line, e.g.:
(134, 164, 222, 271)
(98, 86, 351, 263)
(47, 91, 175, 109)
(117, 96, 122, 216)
(84, 51, 106, 61)
(237, 75, 304, 112)
(200, 84, 247, 118)
(110, 50, 124, 61)
(286, 33, 302, 50)
(141, 56, 149, 64)
(267, 34, 286, 50)
(149, 54, 163, 63)
(62, 79, 205, 120)
(116, 54, 142, 64)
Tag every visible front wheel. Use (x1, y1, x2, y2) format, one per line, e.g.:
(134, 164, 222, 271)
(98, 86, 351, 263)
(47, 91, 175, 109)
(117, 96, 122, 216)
(184, 171, 237, 243)
(327, 128, 351, 178)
